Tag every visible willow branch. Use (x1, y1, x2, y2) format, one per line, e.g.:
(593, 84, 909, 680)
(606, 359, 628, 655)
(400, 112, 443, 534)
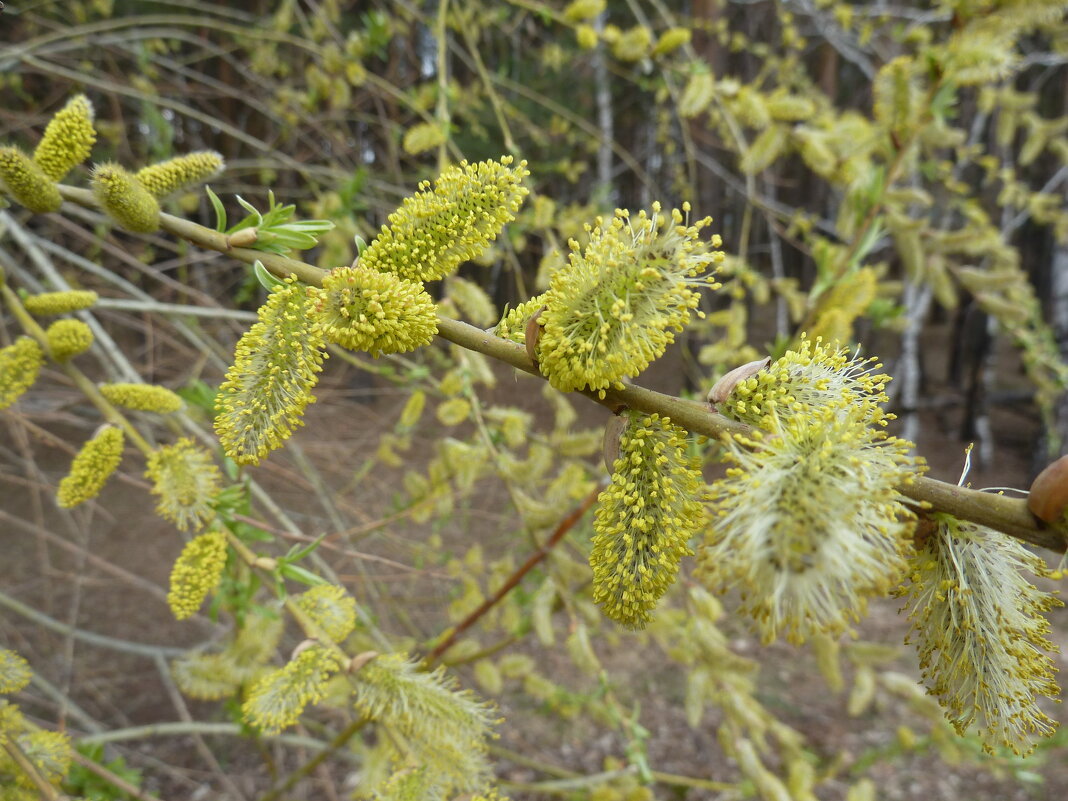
(52, 185, 1067, 553)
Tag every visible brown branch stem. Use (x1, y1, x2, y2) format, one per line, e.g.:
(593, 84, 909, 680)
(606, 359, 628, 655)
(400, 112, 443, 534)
(425, 483, 603, 665)
(51, 184, 1067, 553)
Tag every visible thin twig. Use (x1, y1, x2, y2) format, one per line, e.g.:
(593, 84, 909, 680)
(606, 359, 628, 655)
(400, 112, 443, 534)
(50, 184, 1068, 552)
(0, 589, 185, 658)
(70, 750, 166, 801)
(425, 483, 603, 664)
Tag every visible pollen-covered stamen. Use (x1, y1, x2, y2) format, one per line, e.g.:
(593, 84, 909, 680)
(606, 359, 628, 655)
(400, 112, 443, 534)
(33, 94, 96, 182)
(898, 514, 1062, 756)
(359, 156, 529, 283)
(214, 277, 326, 465)
(538, 203, 723, 396)
(309, 265, 437, 356)
(145, 438, 221, 532)
(699, 405, 918, 644)
(591, 411, 704, 628)
(167, 529, 228, 620)
(56, 426, 125, 508)
(719, 336, 893, 429)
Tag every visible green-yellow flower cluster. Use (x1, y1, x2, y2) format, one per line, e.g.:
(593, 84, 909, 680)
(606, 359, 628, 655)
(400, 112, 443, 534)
(56, 426, 124, 508)
(215, 278, 326, 465)
(0, 337, 44, 410)
(23, 290, 98, 316)
(700, 404, 917, 644)
(0, 729, 72, 790)
(32, 95, 96, 182)
(493, 293, 547, 344)
(898, 514, 1062, 755)
(310, 265, 437, 356)
(295, 584, 358, 643)
(0, 649, 32, 694)
(100, 382, 183, 413)
(242, 643, 343, 734)
(716, 336, 893, 428)
(167, 530, 228, 620)
(359, 157, 530, 282)
(352, 653, 496, 797)
(537, 203, 722, 396)
(0, 95, 95, 214)
(136, 151, 224, 198)
(145, 438, 221, 532)
(0, 147, 63, 213)
(172, 612, 284, 701)
(46, 318, 94, 361)
(91, 163, 161, 233)
(92, 150, 224, 232)
(591, 412, 704, 628)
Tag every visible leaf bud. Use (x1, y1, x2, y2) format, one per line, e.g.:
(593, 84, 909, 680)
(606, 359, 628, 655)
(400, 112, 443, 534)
(1028, 454, 1068, 525)
(706, 357, 770, 406)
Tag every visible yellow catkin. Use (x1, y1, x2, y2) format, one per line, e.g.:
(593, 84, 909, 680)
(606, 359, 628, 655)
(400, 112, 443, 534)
(591, 412, 704, 628)
(23, 290, 98, 316)
(716, 336, 894, 429)
(493, 293, 547, 344)
(899, 515, 1062, 755)
(56, 426, 124, 508)
(679, 71, 715, 118)
(0, 649, 32, 694)
(700, 405, 916, 644)
(653, 27, 691, 56)
(295, 584, 358, 643)
(145, 438, 221, 532)
(351, 653, 496, 795)
(0, 146, 63, 213)
(135, 151, 224, 198)
(9, 729, 72, 789)
(215, 278, 326, 465)
(167, 530, 228, 620)
(0, 337, 44, 410)
(611, 26, 652, 61)
(310, 265, 438, 356)
(242, 644, 343, 733)
(402, 122, 447, 155)
(99, 383, 183, 413)
(45, 318, 93, 361)
(538, 204, 722, 395)
(91, 163, 161, 232)
(563, 0, 605, 23)
(445, 275, 498, 327)
(359, 157, 529, 283)
(575, 24, 598, 49)
(32, 94, 96, 182)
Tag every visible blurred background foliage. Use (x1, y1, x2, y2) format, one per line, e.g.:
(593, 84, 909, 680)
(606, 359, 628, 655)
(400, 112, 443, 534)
(2, 1, 1068, 799)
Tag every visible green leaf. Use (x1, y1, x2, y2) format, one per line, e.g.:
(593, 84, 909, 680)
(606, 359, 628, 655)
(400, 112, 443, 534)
(282, 531, 328, 564)
(278, 562, 326, 586)
(253, 260, 286, 291)
(206, 185, 226, 232)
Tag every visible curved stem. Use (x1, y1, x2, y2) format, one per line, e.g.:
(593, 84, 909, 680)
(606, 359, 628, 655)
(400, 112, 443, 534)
(50, 185, 1067, 553)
